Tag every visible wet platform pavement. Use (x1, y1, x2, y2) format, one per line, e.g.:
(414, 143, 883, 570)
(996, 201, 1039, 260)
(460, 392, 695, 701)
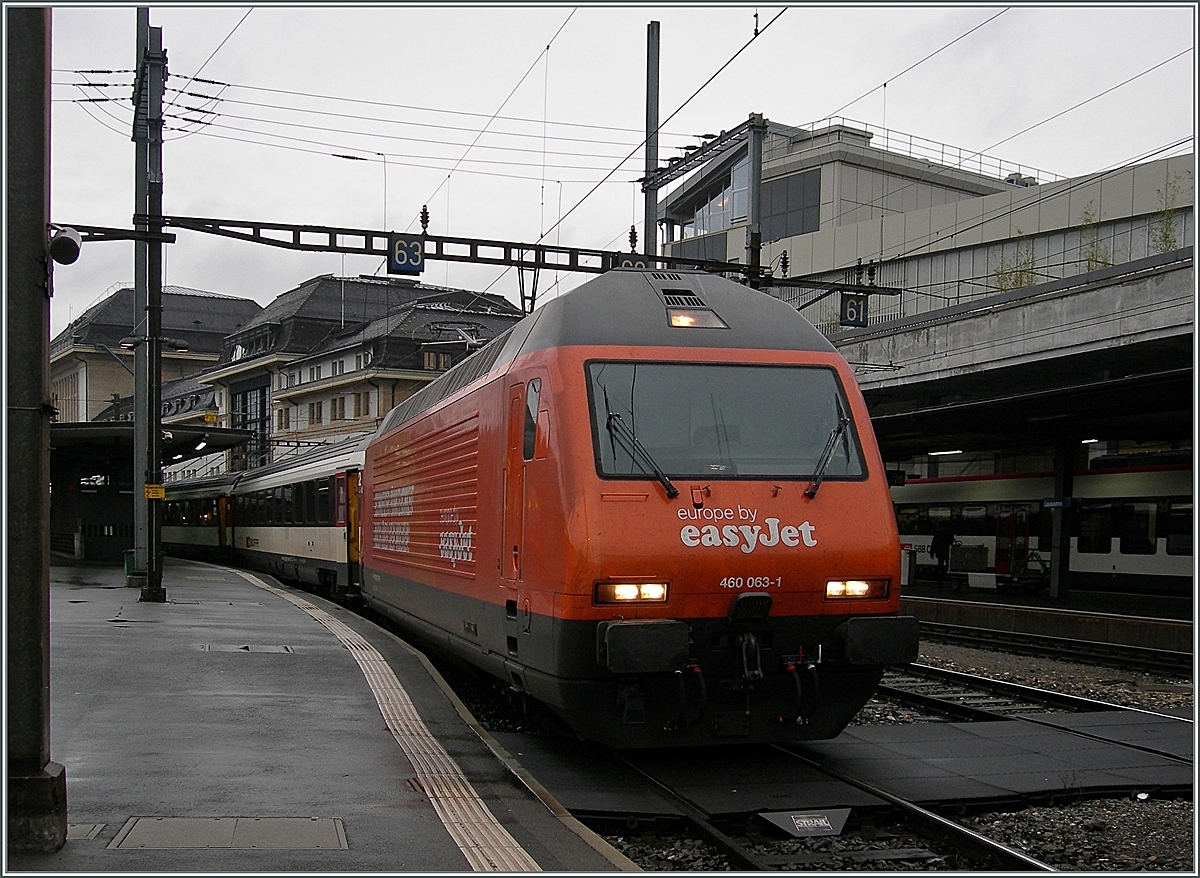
(8, 559, 630, 872)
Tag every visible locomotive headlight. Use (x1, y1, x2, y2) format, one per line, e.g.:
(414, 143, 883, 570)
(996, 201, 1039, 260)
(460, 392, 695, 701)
(825, 579, 889, 599)
(594, 581, 669, 604)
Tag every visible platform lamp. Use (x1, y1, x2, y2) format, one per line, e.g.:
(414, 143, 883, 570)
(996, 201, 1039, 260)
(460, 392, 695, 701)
(117, 334, 188, 602)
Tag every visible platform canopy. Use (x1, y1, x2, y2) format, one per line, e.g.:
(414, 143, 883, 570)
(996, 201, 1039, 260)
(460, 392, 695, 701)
(50, 422, 251, 467)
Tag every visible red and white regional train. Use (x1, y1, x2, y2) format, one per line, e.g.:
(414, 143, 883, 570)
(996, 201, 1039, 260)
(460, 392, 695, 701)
(891, 460, 1193, 595)
(165, 268, 918, 748)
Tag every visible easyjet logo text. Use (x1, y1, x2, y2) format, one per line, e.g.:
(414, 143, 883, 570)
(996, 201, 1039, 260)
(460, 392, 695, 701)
(680, 518, 817, 553)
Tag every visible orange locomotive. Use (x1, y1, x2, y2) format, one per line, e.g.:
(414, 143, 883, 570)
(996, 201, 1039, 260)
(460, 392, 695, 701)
(361, 268, 918, 747)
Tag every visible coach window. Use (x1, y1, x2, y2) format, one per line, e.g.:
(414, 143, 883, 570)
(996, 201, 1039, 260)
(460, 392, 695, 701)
(295, 482, 306, 526)
(1076, 502, 1114, 553)
(894, 506, 920, 534)
(1165, 501, 1193, 555)
(1118, 501, 1157, 555)
(523, 379, 541, 460)
(317, 478, 332, 524)
(304, 481, 317, 525)
(957, 504, 991, 536)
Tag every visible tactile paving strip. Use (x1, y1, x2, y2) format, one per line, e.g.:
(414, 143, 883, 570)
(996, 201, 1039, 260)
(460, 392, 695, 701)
(236, 571, 541, 872)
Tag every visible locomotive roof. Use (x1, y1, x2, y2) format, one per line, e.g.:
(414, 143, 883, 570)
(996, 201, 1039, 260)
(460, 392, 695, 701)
(519, 268, 835, 355)
(373, 269, 836, 438)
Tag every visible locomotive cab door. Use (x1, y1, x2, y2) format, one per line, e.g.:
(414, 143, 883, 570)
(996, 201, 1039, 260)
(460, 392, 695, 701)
(502, 379, 544, 645)
(503, 385, 526, 585)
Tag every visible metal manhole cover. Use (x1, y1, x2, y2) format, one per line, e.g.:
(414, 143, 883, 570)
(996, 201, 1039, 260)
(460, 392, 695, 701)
(66, 823, 104, 840)
(108, 817, 347, 849)
(198, 644, 294, 653)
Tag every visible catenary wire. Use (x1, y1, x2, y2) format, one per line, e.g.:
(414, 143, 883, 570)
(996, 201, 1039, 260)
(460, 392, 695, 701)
(478, 8, 788, 298)
(160, 109, 646, 170)
(403, 7, 579, 234)
(816, 46, 1194, 234)
(823, 7, 1011, 118)
(160, 126, 636, 184)
(159, 100, 652, 161)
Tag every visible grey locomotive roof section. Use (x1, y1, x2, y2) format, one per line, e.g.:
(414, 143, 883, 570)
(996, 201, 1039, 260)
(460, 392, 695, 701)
(371, 269, 834, 437)
(516, 268, 836, 355)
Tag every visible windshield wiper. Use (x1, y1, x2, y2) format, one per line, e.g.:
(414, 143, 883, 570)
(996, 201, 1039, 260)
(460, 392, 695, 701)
(602, 386, 679, 499)
(805, 395, 851, 499)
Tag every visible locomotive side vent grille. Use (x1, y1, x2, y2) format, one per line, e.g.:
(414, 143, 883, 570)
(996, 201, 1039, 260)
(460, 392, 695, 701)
(651, 272, 683, 281)
(662, 290, 707, 308)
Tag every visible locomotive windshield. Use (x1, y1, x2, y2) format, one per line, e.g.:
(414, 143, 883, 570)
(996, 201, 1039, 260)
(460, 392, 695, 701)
(587, 361, 866, 481)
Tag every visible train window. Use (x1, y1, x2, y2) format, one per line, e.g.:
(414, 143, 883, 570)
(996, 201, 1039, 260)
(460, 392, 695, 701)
(317, 479, 332, 524)
(523, 379, 541, 461)
(304, 481, 318, 525)
(1166, 501, 1193, 555)
(927, 506, 952, 520)
(1076, 502, 1114, 553)
(954, 504, 995, 537)
(586, 361, 865, 480)
(335, 476, 348, 526)
(295, 482, 306, 525)
(1118, 502, 1157, 555)
(895, 506, 920, 534)
(281, 485, 294, 525)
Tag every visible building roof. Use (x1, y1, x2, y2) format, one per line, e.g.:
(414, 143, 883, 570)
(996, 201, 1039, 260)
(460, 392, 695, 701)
(284, 295, 525, 371)
(50, 286, 262, 358)
(236, 274, 509, 332)
(216, 275, 520, 367)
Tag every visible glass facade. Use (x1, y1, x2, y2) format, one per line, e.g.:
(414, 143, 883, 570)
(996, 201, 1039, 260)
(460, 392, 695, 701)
(681, 156, 750, 239)
(230, 384, 269, 469)
(762, 168, 821, 243)
(673, 157, 820, 252)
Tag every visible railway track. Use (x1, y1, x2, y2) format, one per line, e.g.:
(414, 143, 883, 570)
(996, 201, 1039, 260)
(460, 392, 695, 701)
(592, 748, 1055, 872)
(878, 663, 1193, 765)
(918, 621, 1192, 676)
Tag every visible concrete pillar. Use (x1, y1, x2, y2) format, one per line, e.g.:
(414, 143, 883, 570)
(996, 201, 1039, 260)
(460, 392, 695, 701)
(1048, 439, 1076, 600)
(6, 5, 67, 852)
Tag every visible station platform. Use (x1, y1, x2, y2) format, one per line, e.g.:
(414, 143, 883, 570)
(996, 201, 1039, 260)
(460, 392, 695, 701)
(899, 579, 1193, 654)
(901, 578, 1193, 621)
(7, 559, 632, 872)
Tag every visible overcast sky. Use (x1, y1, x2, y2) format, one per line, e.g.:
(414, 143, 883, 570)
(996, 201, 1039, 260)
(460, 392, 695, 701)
(45, 4, 1195, 337)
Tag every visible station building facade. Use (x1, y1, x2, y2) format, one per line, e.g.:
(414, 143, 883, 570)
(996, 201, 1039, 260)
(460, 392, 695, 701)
(158, 274, 523, 475)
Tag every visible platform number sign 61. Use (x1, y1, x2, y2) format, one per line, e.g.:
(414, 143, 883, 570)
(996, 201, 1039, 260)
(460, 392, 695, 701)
(388, 234, 424, 276)
(839, 292, 869, 328)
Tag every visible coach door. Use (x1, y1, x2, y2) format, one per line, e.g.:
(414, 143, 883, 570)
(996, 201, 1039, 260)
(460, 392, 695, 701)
(995, 504, 1031, 575)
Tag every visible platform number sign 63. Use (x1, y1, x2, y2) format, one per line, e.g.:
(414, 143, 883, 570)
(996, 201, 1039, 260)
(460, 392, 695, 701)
(839, 292, 869, 328)
(387, 234, 424, 276)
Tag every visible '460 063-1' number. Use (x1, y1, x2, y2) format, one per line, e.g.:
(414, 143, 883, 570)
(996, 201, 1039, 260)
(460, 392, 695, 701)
(720, 576, 781, 589)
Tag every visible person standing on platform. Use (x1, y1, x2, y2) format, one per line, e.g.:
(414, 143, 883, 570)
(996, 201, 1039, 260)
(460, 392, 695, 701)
(930, 524, 953, 585)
